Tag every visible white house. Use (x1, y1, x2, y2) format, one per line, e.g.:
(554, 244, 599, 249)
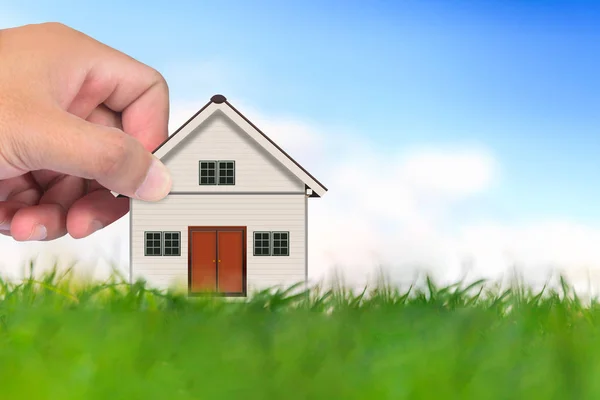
(128, 94, 327, 296)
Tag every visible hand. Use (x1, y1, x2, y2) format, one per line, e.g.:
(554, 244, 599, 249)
(0, 22, 172, 241)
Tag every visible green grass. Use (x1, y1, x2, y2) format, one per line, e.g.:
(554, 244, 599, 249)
(0, 264, 599, 399)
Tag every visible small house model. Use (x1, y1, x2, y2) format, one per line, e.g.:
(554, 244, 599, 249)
(128, 95, 327, 296)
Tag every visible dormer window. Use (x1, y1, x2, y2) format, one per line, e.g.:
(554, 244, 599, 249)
(199, 160, 235, 185)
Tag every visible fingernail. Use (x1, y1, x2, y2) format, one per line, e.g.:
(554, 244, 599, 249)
(89, 220, 104, 234)
(27, 224, 47, 241)
(134, 157, 172, 201)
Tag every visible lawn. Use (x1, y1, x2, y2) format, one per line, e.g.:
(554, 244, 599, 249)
(0, 265, 597, 399)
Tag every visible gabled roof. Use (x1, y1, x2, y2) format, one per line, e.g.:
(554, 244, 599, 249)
(152, 94, 327, 197)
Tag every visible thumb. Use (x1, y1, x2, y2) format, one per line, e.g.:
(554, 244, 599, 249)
(25, 111, 172, 201)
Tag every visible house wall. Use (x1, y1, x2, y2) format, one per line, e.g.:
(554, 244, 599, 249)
(130, 194, 306, 293)
(160, 111, 305, 193)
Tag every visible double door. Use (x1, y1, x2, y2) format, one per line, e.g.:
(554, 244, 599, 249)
(188, 227, 246, 296)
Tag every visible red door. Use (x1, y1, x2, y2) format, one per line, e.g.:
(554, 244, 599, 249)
(217, 230, 244, 294)
(189, 227, 246, 296)
(190, 230, 217, 292)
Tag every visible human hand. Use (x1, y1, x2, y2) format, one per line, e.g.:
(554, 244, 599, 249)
(0, 22, 172, 241)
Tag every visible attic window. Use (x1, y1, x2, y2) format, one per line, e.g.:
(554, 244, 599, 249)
(199, 160, 235, 186)
(218, 161, 235, 185)
(199, 161, 217, 185)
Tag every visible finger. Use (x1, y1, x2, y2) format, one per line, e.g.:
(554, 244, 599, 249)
(0, 174, 42, 202)
(71, 105, 124, 205)
(23, 108, 171, 201)
(68, 55, 168, 152)
(101, 63, 169, 152)
(80, 104, 124, 199)
(12, 173, 87, 240)
(0, 175, 42, 230)
(31, 171, 87, 210)
(85, 103, 123, 130)
(10, 104, 121, 240)
(10, 204, 65, 241)
(67, 189, 129, 239)
(0, 201, 32, 231)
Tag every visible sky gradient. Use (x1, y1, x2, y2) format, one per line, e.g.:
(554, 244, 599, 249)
(2, 0, 600, 288)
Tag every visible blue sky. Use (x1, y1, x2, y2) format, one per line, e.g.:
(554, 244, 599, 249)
(4, 0, 600, 225)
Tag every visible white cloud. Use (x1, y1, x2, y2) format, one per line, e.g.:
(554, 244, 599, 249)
(3, 95, 600, 299)
(219, 101, 600, 296)
(399, 147, 497, 198)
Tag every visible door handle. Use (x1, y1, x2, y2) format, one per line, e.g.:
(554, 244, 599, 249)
(212, 260, 215, 262)
(218, 260, 221, 262)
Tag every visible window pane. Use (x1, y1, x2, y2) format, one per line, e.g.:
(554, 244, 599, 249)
(272, 232, 289, 256)
(199, 161, 217, 185)
(254, 232, 270, 255)
(218, 161, 235, 185)
(163, 232, 181, 257)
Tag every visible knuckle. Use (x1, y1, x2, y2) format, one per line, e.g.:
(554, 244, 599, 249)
(149, 68, 169, 91)
(39, 21, 69, 32)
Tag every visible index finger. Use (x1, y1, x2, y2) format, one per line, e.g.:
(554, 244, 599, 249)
(100, 60, 170, 152)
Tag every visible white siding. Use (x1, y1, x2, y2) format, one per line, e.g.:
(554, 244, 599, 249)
(130, 194, 306, 293)
(161, 112, 304, 192)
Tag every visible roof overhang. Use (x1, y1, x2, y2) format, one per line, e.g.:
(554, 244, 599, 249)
(153, 95, 328, 197)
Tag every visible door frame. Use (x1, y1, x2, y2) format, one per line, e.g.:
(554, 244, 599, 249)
(187, 226, 247, 297)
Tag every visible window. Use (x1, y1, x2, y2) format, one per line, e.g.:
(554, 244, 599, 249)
(199, 160, 235, 185)
(253, 232, 271, 256)
(272, 232, 289, 256)
(199, 161, 217, 185)
(145, 232, 162, 256)
(253, 231, 290, 256)
(163, 232, 181, 256)
(144, 231, 181, 257)
(218, 161, 235, 185)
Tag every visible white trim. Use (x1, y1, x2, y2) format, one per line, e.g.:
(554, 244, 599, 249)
(304, 195, 308, 287)
(154, 104, 327, 197)
(155, 103, 221, 159)
(168, 191, 304, 195)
